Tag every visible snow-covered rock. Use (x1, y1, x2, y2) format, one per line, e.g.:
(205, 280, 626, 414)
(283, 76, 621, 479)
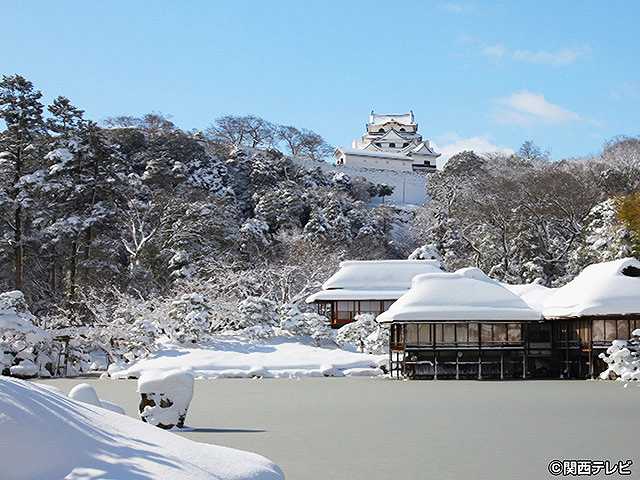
(68, 383, 126, 414)
(9, 359, 38, 378)
(138, 369, 194, 429)
(0, 377, 283, 480)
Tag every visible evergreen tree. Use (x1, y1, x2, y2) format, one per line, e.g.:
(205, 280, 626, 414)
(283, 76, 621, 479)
(0, 74, 45, 290)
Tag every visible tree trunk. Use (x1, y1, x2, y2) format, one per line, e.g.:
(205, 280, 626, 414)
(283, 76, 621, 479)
(14, 205, 23, 290)
(69, 239, 78, 301)
(14, 139, 24, 291)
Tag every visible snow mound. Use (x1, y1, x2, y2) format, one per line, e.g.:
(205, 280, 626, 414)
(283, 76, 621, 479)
(543, 258, 640, 317)
(0, 378, 283, 480)
(377, 267, 541, 322)
(111, 336, 385, 379)
(68, 383, 125, 414)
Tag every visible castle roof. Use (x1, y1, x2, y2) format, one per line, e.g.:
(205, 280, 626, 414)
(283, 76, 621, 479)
(336, 147, 415, 161)
(369, 111, 414, 126)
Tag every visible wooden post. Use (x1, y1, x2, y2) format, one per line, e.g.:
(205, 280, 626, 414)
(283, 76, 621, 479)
(434, 353, 438, 380)
(478, 323, 482, 380)
(589, 318, 596, 378)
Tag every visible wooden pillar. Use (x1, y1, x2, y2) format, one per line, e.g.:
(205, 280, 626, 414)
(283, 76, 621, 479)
(589, 319, 594, 379)
(388, 327, 393, 378)
(522, 322, 527, 379)
(478, 323, 482, 380)
(434, 352, 438, 380)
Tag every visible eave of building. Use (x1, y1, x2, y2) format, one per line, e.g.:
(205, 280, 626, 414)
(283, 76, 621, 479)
(370, 128, 415, 143)
(335, 147, 415, 161)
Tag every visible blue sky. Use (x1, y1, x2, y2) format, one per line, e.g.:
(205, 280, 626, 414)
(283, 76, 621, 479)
(2, 1, 639, 160)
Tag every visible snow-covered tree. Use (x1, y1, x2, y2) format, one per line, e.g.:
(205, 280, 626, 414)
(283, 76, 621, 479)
(279, 304, 332, 345)
(334, 314, 389, 354)
(599, 329, 640, 383)
(0, 74, 45, 290)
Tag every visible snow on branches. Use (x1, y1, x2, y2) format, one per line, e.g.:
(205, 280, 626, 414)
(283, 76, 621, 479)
(599, 329, 640, 384)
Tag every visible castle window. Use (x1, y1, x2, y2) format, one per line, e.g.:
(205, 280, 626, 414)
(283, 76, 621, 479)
(389, 143, 396, 148)
(378, 128, 384, 133)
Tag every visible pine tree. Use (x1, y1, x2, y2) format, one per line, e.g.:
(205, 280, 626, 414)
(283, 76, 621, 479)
(0, 75, 45, 290)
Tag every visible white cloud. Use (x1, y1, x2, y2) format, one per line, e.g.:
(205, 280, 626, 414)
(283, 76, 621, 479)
(511, 47, 590, 66)
(433, 134, 514, 166)
(477, 42, 589, 66)
(481, 43, 506, 59)
(441, 2, 473, 13)
(495, 91, 581, 125)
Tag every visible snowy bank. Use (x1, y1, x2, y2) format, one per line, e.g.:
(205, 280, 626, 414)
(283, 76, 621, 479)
(0, 377, 283, 480)
(110, 336, 387, 379)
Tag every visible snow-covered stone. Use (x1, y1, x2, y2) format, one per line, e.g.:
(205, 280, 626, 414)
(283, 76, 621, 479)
(137, 369, 194, 429)
(9, 359, 38, 378)
(68, 383, 126, 414)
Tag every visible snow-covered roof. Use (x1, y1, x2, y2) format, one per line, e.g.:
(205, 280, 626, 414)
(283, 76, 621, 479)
(377, 267, 541, 323)
(337, 147, 414, 161)
(305, 289, 407, 302)
(369, 112, 414, 126)
(543, 258, 640, 318)
(306, 260, 442, 303)
(371, 129, 413, 143)
(411, 141, 440, 157)
(502, 282, 557, 313)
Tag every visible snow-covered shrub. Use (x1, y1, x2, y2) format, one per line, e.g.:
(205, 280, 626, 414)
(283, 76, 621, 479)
(334, 314, 389, 354)
(233, 296, 279, 339)
(0, 291, 53, 378)
(279, 304, 332, 345)
(162, 293, 211, 344)
(138, 369, 194, 429)
(408, 243, 443, 264)
(599, 329, 640, 383)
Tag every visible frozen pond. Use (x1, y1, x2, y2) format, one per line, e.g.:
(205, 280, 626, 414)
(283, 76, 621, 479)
(37, 378, 638, 480)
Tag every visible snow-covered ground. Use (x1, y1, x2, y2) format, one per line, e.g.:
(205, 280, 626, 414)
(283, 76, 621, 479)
(110, 336, 387, 380)
(0, 377, 283, 480)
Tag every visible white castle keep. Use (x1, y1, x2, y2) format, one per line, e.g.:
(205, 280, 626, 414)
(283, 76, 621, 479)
(335, 111, 440, 173)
